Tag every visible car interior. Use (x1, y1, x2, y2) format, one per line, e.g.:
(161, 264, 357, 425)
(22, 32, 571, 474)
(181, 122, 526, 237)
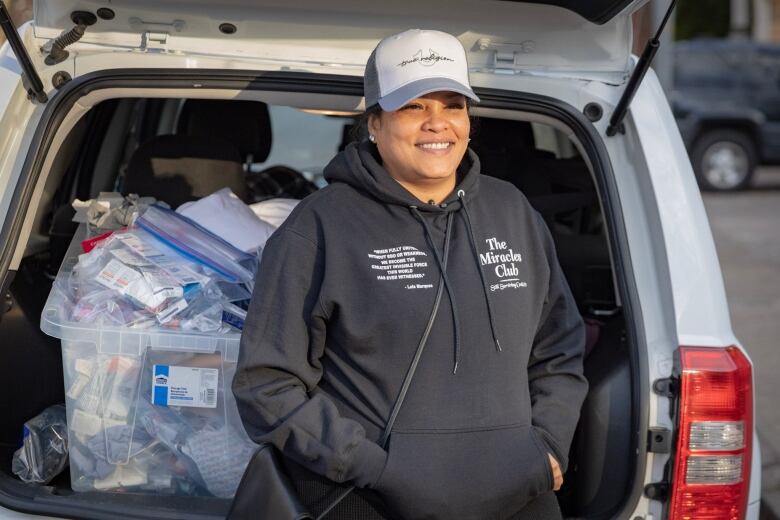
(0, 94, 634, 519)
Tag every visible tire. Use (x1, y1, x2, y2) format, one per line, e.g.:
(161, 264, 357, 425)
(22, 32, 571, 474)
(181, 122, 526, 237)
(691, 129, 757, 191)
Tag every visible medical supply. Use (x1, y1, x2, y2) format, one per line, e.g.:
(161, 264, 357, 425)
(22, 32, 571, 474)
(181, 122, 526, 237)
(137, 204, 255, 284)
(40, 220, 256, 497)
(12, 405, 69, 484)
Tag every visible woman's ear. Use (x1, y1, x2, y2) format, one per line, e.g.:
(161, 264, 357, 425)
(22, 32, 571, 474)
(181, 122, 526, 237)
(367, 112, 381, 138)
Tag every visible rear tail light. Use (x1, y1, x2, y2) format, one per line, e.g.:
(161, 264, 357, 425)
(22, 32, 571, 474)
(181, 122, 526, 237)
(669, 346, 753, 520)
(689, 421, 744, 451)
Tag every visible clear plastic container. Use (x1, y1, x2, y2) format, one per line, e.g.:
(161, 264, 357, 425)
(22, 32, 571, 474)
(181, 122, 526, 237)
(40, 225, 255, 497)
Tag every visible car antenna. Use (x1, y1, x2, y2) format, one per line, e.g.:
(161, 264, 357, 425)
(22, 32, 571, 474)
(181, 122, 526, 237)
(606, 0, 677, 137)
(0, 0, 47, 104)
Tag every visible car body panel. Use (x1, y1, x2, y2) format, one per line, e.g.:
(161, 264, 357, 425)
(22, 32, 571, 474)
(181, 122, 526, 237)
(629, 67, 760, 509)
(631, 68, 737, 346)
(0, 509, 57, 519)
(673, 109, 765, 151)
(762, 122, 780, 162)
(671, 39, 780, 165)
(32, 0, 641, 84)
(0, 25, 45, 262)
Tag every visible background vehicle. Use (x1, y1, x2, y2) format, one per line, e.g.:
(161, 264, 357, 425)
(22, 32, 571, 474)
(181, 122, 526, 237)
(0, 0, 760, 518)
(670, 39, 780, 191)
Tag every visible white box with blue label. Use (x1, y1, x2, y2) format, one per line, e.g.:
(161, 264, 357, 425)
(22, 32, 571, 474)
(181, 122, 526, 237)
(40, 225, 256, 497)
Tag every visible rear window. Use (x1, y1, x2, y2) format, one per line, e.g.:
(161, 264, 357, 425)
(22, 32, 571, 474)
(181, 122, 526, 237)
(254, 107, 352, 185)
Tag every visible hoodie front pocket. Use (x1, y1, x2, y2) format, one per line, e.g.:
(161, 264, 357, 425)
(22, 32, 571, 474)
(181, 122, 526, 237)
(373, 425, 551, 520)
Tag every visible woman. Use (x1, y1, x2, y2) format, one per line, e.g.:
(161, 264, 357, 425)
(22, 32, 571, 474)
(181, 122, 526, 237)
(233, 29, 588, 520)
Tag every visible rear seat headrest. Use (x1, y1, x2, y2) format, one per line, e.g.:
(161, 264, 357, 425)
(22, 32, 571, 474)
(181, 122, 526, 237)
(469, 118, 539, 182)
(472, 118, 536, 150)
(124, 134, 248, 209)
(177, 99, 272, 164)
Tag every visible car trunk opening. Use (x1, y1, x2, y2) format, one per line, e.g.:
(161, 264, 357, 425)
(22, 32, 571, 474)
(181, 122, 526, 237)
(0, 71, 644, 520)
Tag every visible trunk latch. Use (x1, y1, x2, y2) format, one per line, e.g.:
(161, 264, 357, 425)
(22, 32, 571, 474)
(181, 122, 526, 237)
(476, 38, 536, 71)
(143, 31, 169, 51)
(129, 17, 185, 51)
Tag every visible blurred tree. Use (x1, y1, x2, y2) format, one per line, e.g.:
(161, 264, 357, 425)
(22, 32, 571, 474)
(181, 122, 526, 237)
(675, 0, 731, 40)
(0, 0, 33, 45)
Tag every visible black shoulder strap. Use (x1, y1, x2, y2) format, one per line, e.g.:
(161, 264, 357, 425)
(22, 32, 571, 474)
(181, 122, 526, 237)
(379, 268, 446, 447)
(316, 212, 454, 519)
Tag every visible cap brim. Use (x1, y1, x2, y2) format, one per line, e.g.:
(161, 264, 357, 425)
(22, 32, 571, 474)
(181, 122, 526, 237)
(377, 77, 480, 112)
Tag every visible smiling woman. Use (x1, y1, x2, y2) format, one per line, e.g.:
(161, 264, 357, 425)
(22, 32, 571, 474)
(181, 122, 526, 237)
(368, 92, 471, 204)
(233, 28, 587, 520)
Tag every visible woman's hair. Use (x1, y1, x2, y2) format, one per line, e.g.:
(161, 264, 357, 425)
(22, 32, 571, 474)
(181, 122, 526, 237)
(351, 98, 476, 143)
(351, 103, 383, 142)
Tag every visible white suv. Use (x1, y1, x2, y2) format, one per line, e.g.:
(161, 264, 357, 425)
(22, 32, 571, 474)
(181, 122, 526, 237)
(0, 1, 760, 519)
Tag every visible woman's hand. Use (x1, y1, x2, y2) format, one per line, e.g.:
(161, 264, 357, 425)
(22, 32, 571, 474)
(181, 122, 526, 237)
(548, 453, 563, 491)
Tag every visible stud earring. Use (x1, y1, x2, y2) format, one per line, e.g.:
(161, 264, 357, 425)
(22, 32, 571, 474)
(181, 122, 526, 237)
(369, 134, 376, 143)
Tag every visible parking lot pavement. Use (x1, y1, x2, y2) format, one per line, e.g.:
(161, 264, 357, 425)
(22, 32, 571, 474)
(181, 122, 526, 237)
(701, 167, 780, 519)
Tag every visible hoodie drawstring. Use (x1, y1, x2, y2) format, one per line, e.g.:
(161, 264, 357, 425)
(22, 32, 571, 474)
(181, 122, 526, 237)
(458, 190, 502, 353)
(409, 190, 502, 374)
(409, 207, 462, 374)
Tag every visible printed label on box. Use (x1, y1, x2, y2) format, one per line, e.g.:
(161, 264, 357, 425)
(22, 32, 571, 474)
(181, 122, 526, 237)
(152, 365, 218, 408)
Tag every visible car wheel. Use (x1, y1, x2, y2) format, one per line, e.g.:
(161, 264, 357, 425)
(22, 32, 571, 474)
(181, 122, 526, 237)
(692, 129, 757, 191)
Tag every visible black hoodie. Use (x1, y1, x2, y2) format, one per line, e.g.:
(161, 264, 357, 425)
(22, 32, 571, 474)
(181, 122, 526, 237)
(233, 141, 588, 519)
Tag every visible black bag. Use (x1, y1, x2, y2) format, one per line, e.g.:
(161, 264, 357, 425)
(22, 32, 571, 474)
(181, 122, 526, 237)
(228, 249, 450, 520)
(226, 443, 313, 520)
(227, 444, 388, 520)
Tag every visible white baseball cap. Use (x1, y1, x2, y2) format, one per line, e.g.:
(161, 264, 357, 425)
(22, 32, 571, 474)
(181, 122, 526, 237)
(364, 29, 480, 111)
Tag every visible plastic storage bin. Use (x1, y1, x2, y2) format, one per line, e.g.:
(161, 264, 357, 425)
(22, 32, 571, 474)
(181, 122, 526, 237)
(40, 225, 255, 497)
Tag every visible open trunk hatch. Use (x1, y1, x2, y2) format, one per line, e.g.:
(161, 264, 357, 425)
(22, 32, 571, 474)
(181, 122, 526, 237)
(33, 0, 648, 83)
